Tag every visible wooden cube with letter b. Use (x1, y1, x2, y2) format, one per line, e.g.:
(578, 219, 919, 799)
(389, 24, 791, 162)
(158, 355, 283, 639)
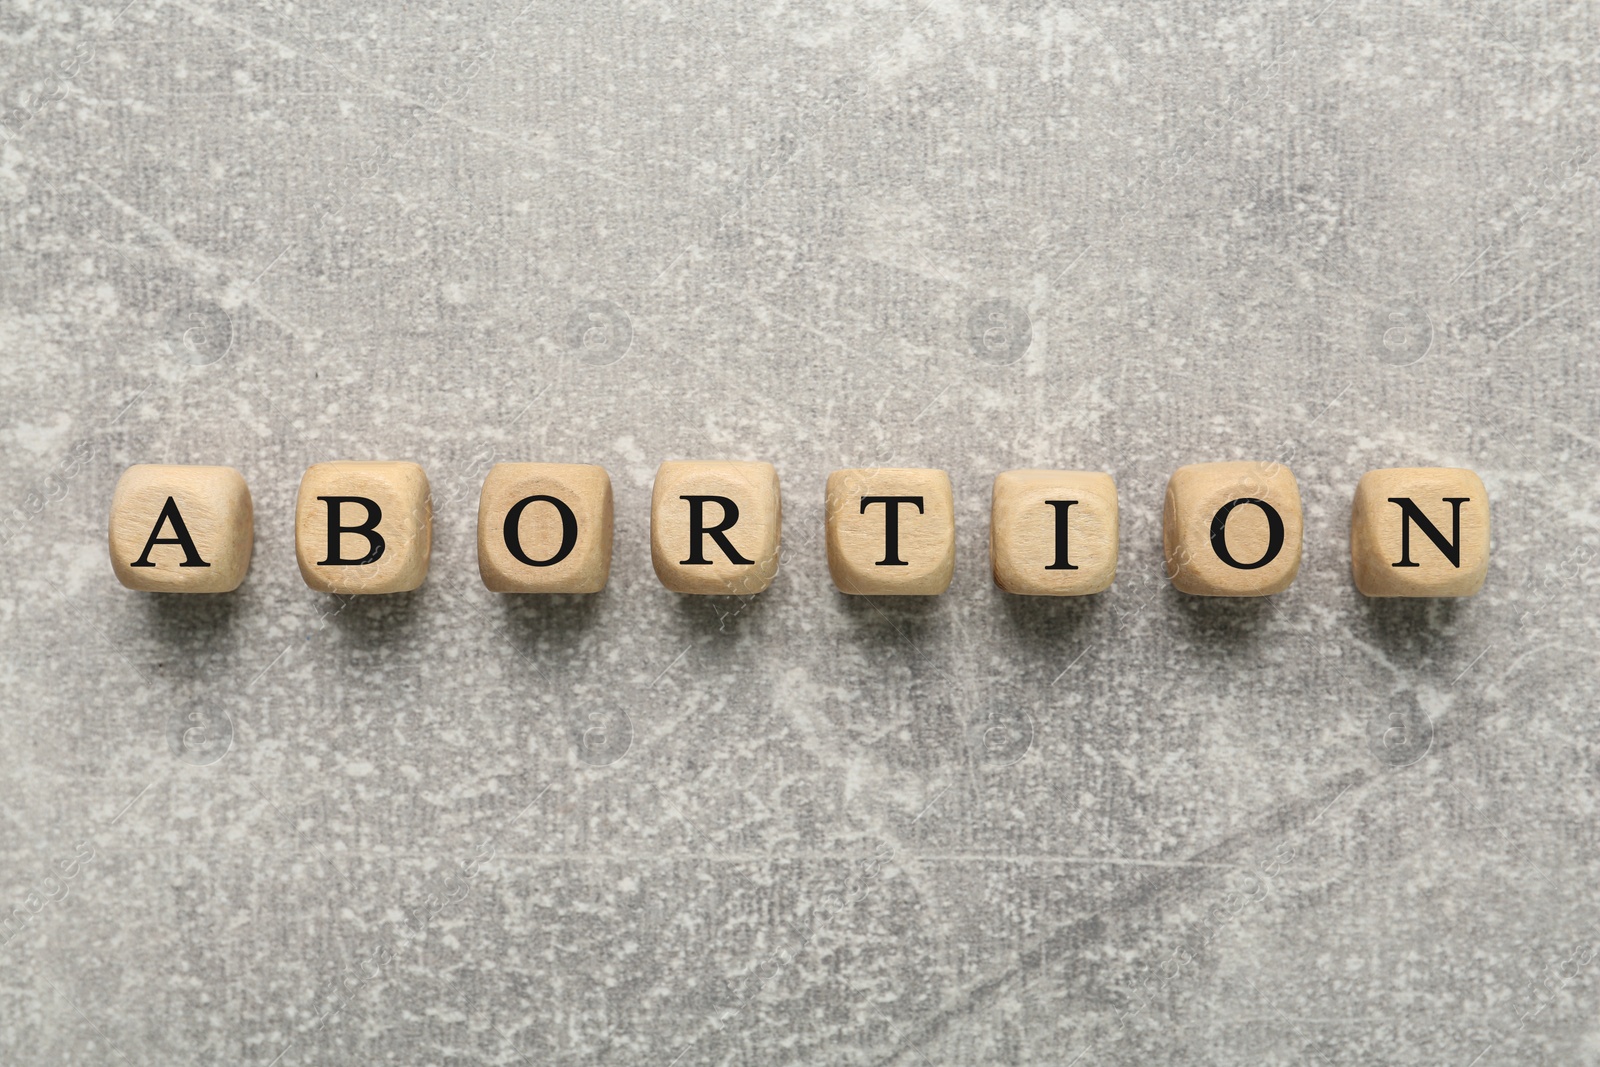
(478, 462, 613, 593)
(826, 468, 955, 595)
(991, 469, 1117, 595)
(109, 464, 254, 592)
(1163, 461, 1303, 596)
(1350, 467, 1488, 597)
(651, 460, 782, 595)
(295, 461, 432, 594)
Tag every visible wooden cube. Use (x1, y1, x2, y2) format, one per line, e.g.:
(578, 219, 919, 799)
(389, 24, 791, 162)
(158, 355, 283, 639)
(295, 461, 431, 594)
(990, 470, 1117, 596)
(478, 463, 613, 593)
(1350, 467, 1488, 597)
(650, 460, 781, 595)
(1163, 461, 1302, 596)
(109, 464, 253, 592)
(826, 468, 955, 595)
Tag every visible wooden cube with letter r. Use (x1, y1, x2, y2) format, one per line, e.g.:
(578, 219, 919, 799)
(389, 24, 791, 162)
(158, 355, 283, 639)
(295, 461, 432, 594)
(650, 460, 782, 595)
(1350, 467, 1488, 597)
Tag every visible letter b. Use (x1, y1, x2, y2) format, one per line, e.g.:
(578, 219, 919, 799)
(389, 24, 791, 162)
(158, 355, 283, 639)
(296, 462, 432, 594)
(317, 496, 385, 565)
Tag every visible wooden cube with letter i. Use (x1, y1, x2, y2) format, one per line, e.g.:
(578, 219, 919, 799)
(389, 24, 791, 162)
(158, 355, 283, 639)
(990, 469, 1117, 595)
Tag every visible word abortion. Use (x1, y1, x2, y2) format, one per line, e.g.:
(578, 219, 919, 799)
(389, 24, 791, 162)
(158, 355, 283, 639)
(108, 460, 1489, 600)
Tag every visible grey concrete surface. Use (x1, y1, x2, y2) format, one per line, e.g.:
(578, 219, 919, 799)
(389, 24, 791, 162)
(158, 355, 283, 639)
(2, 0, 1598, 1063)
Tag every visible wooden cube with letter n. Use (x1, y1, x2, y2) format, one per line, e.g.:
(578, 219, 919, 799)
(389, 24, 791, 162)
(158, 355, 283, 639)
(109, 464, 253, 592)
(295, 461, 432, 594)
(1350, 467, 1488, 597)
(1163, 461, 1303, 596)
(826, 468, 955, 595)
(478, 462, 613, 593)
(651, 460, 781, 595)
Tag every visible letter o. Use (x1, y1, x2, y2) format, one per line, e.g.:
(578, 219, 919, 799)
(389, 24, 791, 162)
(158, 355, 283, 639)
(1208, 497, 1285, 570)
(503, 495, 578, 568)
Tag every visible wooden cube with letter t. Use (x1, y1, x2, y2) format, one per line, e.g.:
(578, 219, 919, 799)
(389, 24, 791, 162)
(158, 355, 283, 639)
(650, 460, 782, 595)
(109, 464, 253, 592)
(1350, 467, 1488, 597)
(295, 461, 432, 594)
(478, 462, 613, 593)
(826, 468, 955, 595)
(1163, 461, 1303, 596)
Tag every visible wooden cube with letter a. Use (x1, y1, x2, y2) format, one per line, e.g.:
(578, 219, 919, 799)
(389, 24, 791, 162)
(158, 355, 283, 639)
(991, 470, 1117, 595)
(295, 461, 432, 594)
(1350, 467, 1488, 597)
(109, 464, 253, 592)
(651, 460, 781, 595)
(478, 463, 613, 593)
(1163, 461, 1303, 596)
(826, 468, 955, 595)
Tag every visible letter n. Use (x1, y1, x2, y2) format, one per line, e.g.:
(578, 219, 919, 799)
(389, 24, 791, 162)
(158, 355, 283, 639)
(1389, 497, 1469, 568)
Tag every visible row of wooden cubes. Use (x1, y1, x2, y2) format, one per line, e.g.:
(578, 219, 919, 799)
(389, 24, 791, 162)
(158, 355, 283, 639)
(109, 461, 1489, 599)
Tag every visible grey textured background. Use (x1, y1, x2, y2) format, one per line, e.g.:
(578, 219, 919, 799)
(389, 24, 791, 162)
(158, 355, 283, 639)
(2, 0, 1598, 1063)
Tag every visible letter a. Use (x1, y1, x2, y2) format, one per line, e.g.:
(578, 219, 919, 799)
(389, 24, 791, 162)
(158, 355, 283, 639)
(128, 497, 210, 568)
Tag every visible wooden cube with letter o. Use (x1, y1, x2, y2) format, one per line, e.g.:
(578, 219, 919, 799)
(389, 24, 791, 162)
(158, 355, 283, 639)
(1163, 461, 1303, 596)
(478, 462, 613, 593)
